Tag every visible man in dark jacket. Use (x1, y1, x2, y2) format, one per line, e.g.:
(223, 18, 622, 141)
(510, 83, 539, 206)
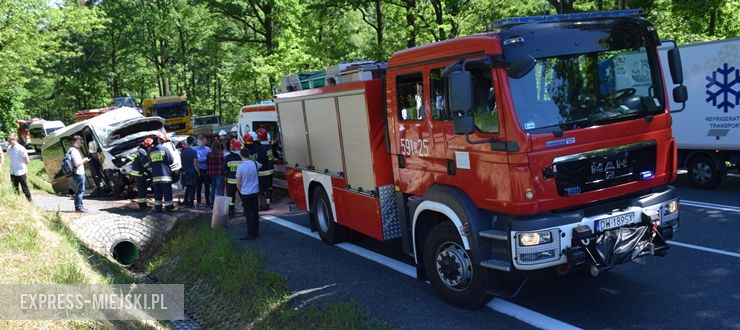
(150, 132, 178, 212)
(255, 128, 274, 211)
(223, 138, 243, 217)
(179, 136, 199, 208)
(130, 137, 153, 209)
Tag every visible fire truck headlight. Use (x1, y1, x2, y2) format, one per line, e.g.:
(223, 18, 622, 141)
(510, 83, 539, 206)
(665, 200, 678, 214)
(518, 231, 552, 247)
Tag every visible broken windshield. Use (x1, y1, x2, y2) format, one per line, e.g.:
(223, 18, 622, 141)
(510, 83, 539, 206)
(509, 46, 665, 134)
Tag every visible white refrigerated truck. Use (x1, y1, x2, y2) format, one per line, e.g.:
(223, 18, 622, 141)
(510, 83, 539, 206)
(659, 37, 740, 189)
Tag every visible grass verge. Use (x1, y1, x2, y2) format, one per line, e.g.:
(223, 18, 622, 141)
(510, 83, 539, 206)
(0, 160, 152, 329)
(144, 220, 387, 329)
(27, 159, 54, 194)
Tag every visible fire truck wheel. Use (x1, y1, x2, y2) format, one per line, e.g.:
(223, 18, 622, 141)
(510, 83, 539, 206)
(311, 187, 348, 245)
(687, 155, 721, 189)
(423, 222, 491, 309)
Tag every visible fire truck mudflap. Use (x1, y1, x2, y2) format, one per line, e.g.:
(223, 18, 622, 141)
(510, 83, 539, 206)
(504, 186, 679, 273)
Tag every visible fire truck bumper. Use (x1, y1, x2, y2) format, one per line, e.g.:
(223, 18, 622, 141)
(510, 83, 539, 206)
(508, 186, 679, 271)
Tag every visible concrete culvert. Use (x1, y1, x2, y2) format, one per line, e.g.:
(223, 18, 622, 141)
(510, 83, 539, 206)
(111, 240, 141, 266)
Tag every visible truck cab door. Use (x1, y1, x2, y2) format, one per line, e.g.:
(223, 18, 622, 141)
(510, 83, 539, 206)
(391, 71, 445, 195)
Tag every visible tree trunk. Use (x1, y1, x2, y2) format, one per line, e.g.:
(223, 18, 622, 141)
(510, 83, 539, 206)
(431, 0, 445, 41)
(708, 4, 718, 36)
(405, 0, 416, 48)
(375, 0, 383, 56)
(548, 0, 575, 13)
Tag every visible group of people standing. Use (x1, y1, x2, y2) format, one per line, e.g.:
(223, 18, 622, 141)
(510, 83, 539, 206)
(1, 133, 89, 212)
(131, 127, 274, 240)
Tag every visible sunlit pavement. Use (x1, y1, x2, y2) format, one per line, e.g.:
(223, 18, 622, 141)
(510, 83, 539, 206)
(236, 173, 740, 329)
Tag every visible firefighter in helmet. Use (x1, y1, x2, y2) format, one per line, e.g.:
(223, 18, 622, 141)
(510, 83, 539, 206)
(130, 137, 153, 209)
(218, 130, 229, 152)
(150, 132, 178, 212)
(255, 127, 274, 210)
(243, 133, 257, 160)
(224, 138, 243, 217)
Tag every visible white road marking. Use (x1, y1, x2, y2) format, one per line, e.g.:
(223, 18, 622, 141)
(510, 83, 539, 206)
(260, 214, 581, 330)
(681, 200, 740, 213)
(487, 300, 581, 330)
(668, 241, 740, 259)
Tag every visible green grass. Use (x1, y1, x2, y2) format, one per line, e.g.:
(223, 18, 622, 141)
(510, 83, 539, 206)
(27, 159, 54, 194)
(145, 221, 386, 329)
(0, 159, 146, 329)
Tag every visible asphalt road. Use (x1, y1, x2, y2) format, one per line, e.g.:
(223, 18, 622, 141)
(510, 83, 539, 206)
(221, 172, 740, 329)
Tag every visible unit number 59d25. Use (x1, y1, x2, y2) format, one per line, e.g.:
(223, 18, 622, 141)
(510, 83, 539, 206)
(400, 138, 430, 157)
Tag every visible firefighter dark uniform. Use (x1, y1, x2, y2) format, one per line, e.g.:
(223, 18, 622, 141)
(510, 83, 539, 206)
(256, 128, 274, 210)
(130, 138, 153, 209)
(224, 139, 243, 217)
(150, 134, 178, 212)
(243, 133, 258, 161)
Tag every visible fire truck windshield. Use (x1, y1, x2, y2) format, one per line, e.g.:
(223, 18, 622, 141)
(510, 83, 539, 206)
(508, 46, 665, 134)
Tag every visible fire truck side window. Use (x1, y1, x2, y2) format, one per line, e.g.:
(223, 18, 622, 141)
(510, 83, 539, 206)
(429, 68, 449, 121)
(469, 66, 498, 133)
(397, 73, 424, 121)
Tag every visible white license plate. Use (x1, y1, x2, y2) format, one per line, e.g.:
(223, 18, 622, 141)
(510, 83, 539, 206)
(595, 212, 637, 232)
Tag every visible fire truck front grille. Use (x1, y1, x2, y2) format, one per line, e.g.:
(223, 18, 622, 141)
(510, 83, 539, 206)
(550, 141, 657, 196)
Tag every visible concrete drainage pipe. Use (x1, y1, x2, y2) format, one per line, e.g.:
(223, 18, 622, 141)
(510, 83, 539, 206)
(111, 240, 141, 266)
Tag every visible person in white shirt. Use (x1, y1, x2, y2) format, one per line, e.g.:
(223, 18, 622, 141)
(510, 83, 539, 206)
(69, 135, 90, 213)
(235, 147, 261, 240)
(415, 82, 425, 120)
(6, 133, 31, 201)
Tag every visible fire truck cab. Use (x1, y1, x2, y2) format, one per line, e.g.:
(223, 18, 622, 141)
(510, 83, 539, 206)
(276, 10, 688, 308)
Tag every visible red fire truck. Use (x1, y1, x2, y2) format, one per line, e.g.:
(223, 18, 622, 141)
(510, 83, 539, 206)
(276, 10, 688, 308)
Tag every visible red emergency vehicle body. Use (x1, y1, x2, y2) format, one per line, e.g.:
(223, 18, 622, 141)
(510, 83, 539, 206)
(281, 80, 392, 240)
(277, 11, 684, 308)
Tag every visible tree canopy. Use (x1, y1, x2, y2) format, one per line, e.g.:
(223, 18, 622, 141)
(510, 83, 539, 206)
(0, 0, 737, 133)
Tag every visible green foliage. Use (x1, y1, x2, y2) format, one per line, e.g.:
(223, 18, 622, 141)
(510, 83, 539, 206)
(0, 0, 736, 133)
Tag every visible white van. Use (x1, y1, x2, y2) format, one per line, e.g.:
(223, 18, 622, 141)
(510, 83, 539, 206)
(29, 120, 65, 152)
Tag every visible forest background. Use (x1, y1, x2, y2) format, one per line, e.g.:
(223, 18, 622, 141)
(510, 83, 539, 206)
(1, 0, 738, 132)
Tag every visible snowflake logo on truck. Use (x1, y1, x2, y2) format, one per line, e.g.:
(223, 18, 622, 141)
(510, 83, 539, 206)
(705, 63, 740, 113)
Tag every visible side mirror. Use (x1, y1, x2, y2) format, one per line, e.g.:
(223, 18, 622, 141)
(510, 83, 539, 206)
(448, 71, 473, 113)
(507, 55, 536, 79)
(88, 141, 98, 153)
(668, 48, 683, 85)
(453, 115, 475, 135)
(673, 85, 688, 103)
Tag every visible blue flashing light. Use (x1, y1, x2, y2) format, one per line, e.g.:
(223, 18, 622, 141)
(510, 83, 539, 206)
(564, 186, 582, 196)
(492, 9, 643, 29)
(640, 170, 654, 180)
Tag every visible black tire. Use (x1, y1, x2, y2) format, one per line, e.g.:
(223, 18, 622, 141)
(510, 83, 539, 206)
(311, 187, 348, 245)
(423, 222, 491, 309)
(687, 155, 721, 189)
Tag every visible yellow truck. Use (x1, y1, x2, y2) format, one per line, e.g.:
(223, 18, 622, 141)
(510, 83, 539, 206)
(142, 96, 193, 135)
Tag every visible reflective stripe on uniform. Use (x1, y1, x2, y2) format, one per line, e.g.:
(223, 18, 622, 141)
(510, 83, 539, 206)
(130, 170, 142, 177)
(226, 178, 238, 184)
(150, 150, 165, 162)
(143, 162, 150, 168)
(154, 201, 162, 206)
(164, 201, 174, 206)
(153, 176, 172, 183)
(227, 161, 242, 171)
(259, 170, 274, 176)
(137, 198, 147, 203)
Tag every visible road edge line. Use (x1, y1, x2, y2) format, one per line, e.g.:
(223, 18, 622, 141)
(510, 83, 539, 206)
(668, 241, 740, 259)
(260, 214, 581, 330)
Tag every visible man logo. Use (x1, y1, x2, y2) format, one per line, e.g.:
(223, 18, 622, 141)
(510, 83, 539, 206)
(591, 158, 628, 179)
